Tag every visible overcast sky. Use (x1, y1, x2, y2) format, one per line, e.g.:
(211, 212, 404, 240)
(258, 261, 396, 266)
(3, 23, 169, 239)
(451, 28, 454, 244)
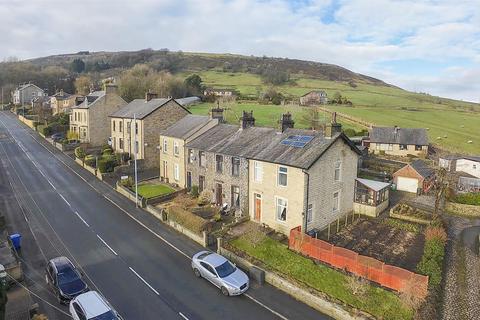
(1, 0, 479, 102)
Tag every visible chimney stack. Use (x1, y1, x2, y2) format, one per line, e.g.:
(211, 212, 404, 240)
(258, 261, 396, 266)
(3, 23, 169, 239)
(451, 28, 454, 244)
(105, 84, 118, 95)
(394, 125, 399, 136)
(145, 91, 158, 102)
(210, 107, 225, 123)
(279, 112, 294, 132)
(325, 112, 342, 138)
(240, 110, 255, 129)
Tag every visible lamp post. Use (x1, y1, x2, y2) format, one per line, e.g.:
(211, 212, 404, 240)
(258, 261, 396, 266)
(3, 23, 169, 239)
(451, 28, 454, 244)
(133, 113, 138, 207)
(0, 264, 7, 320)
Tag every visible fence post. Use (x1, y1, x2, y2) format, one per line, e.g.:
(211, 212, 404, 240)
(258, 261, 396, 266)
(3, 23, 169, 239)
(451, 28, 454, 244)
(327, 223, 330, 240)
(337, 218, 340, 232)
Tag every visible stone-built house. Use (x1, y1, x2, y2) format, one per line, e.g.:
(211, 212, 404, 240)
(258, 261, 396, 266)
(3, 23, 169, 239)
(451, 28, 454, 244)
(109, 93, 190, 169)
(31, 95, 51, 118)
(69, 85, 126, 147)
(186, 111, 275, 214)
(393, 160, 435, 194)
(299, 90, 328, 106)
(51, 90, 79, 115)
(368, 126, 429, 157)
(248, 120, 360, 235)
(159, 115, 218, 188)
(12, 83, 45, 105)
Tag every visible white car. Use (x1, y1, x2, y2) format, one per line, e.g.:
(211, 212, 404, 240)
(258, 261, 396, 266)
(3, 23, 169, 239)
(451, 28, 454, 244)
(69, 291, 122, 320)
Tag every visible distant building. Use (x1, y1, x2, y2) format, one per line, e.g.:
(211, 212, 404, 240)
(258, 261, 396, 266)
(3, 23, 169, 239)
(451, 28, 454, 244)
(439, 155, 480, 179)
(12, 83, 45, 105)
(51, 90, 78, 115)
(203, 88, 236, 98)
(299, 90, 328, 106)
(393, 160, 435, 194)
(367, 126, 429, 157)
(175, 96, 201, 106)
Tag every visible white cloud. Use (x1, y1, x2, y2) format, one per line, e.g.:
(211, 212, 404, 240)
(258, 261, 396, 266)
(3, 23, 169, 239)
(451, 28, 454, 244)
(0, 0, 478, 101)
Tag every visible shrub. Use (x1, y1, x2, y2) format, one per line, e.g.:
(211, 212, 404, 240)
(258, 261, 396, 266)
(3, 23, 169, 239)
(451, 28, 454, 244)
(417, 224, 446, 288)
(343, 128, 356, 137)
(84, 155, 96, 167)
(453, 193, 480, 206)
(102, 147, 113, 156)
(190, 185, 199, 197)
(97, 155, 117, 173)
(41, 125, 53, 136)
(425, 226, 447, 242)
(346, 275, 369, 297)
(167, 206, 208, 234)
(197, 190, 212, 206)
(67, 130, 79, 140)
(74, 147, 86, 159)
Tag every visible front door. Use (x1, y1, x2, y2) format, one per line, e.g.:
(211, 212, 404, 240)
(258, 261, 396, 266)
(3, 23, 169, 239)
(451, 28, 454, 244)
(254, 193, 262, 221)
(186, 172, 192, 190)
(215, 183, 223, 205)
(162, 161, 168, 180)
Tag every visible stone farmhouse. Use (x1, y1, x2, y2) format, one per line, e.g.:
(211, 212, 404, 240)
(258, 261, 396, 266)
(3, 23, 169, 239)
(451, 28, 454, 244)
(299, 90, 328, 106)
(367, 126, 429, 157)
(69, 84, 126, 147)
(109, 92, 189, 169)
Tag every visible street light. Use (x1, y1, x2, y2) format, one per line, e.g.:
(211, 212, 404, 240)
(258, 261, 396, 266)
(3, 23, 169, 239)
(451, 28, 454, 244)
(133, 113, 138, 207)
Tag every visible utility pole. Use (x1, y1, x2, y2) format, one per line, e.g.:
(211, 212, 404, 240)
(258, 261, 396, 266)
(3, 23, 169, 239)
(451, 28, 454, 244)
(133, 113, 138, 207)
(0, 264, 7, 320)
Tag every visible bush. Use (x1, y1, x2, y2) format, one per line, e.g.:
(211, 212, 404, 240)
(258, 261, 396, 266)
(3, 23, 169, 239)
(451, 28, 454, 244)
(102, 147, 113, 156)
(167, 206, 208, 234)
(190, 185, 199, 197)
(75, 147, 86, 159)
(417, 225, 446, 288)
(197, 190, 212, 206)
(343, 128, 356, 137)
(41, 125, 53, 136)
(425, 226, 447, 242)
(97, 155, 117, 173)
(453, 193, 480, 206)
(84, 155, 96, 167)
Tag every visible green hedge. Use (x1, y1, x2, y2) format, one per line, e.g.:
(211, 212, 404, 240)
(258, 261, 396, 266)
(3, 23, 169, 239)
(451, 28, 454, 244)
(84, 155, 96, 167)
(453, 193, 480, 206)
(417, 238, 446, 288)
(75, 147, 86, 159)
(97, 155, 117, 173)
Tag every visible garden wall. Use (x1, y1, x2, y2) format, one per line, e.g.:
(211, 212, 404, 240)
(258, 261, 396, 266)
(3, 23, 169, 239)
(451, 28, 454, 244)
(18, 114, 37, 129)
(446, 202, 480, 217)
(289, 227, 428, 299)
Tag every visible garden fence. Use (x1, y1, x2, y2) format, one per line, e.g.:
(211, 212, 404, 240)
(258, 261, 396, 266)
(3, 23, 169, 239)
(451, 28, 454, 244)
(289, 226, 428, 299)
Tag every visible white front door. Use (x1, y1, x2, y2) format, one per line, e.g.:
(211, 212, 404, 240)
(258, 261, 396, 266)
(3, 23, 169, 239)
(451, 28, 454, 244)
(397, 177, 419, 193)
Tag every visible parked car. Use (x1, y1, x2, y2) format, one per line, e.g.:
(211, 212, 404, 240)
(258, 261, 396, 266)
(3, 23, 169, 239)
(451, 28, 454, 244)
(51, 132, 65, 142)
(70, 291, 122, 320)
(45, 256, 89, 304)
(192, 251, 249, 296)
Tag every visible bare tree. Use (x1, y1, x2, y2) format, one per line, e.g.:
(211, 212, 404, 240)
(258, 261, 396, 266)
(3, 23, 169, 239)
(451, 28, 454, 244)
(433, 167, 449, 219)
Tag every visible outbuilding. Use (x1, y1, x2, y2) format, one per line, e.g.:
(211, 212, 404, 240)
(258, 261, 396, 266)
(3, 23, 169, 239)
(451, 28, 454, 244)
(393, 160, 435, 194)
(353, 178, 391, 217)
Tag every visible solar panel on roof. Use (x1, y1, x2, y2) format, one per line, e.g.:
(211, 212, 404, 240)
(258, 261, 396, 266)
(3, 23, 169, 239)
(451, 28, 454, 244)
(281, 135, 314, 148)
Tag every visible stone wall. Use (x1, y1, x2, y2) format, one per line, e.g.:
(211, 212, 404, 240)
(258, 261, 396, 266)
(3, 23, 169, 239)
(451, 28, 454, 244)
(446, 202, 480, 217)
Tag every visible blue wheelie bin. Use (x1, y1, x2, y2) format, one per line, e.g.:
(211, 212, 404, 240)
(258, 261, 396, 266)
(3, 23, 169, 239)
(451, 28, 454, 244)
(10, 233, 21, 250)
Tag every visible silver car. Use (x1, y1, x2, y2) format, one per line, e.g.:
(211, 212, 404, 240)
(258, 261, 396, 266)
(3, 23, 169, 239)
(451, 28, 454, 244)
(192, 251, 249, 296)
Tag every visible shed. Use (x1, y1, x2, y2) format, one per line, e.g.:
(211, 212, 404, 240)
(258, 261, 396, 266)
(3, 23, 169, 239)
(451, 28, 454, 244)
(353, 178, 391, 217)
(393, 160, 435, 194)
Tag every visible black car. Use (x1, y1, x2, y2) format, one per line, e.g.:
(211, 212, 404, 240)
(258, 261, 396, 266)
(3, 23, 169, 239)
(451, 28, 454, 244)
(45, 256, 89, 304)
(51, 132, 65, 142)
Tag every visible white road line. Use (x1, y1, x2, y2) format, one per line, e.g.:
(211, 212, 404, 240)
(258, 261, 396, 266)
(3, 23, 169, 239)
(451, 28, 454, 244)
(74, 211, 90, 227)
(59, 193, 70, 206)
(128, 267, 160, 295)
(97, 235, 118, 256)
(178, 312, 189, 320)
(47, 180, 56, 190)
(245, 294, 289, 320)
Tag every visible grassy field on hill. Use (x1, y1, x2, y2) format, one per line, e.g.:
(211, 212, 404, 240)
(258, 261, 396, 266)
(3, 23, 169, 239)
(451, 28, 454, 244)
(184, 70, 479, 154)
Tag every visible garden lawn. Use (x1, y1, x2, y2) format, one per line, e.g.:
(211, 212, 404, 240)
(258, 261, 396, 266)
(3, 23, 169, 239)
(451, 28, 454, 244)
(136, 183, 175, 199)
(230, 236, 413, 320)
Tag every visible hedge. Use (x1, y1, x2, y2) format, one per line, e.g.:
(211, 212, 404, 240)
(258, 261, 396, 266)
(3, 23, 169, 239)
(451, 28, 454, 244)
(97, 155, 117, 173)
(75, 147, 86, 159)
(167, 206, 208, 235)
(84, 155, 96, 167)
(416, 227, 446, 288)
(453, 193, 480, 206)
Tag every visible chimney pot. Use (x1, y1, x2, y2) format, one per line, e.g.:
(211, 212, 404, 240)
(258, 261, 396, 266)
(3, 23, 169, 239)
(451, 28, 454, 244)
(210, 107, 225, 123)
(280, 112, 294, 132)
(145, 91, 158, 102)
(241, 110, 255, 129)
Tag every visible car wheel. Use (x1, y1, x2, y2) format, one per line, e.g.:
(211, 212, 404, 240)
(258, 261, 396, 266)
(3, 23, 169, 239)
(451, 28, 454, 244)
(221, 286, 230, 296)
(193, 268, 201, 278)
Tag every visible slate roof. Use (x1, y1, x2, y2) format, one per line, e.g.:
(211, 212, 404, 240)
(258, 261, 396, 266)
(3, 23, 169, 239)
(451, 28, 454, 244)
(17, 83, 43, 92)
(110, 98, 188, 119)
(51, 91, 73, 100)
(410, 160, 435, 178)
(370, 126, 428, 146)
(73, 91, 104, 109)
(160, 115, 212, 139)
(251, 129, 360, 169)
(175, 96, 201, 106)
(301, 90, 327, 97)
(356, 178, 391, 191)
(460, 156, 480, 162)
(187, 124, 276, 158)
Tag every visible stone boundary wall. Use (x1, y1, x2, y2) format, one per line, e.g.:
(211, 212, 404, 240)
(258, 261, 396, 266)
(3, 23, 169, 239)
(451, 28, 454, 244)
(446, 202, 480, 217)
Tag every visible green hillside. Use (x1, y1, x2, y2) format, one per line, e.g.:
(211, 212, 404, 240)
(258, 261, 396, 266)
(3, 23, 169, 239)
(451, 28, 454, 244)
(185, 69, 479, 154)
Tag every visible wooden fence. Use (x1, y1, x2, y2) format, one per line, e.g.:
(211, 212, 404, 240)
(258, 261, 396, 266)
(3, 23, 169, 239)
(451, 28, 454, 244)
(289, 227, 428, 299)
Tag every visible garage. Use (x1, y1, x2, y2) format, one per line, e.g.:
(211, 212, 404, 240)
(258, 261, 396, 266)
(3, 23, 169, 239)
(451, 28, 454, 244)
(396, 177, 419, 193)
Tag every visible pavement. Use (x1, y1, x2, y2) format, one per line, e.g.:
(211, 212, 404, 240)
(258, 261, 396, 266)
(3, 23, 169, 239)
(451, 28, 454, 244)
(0, 111, 330, 320)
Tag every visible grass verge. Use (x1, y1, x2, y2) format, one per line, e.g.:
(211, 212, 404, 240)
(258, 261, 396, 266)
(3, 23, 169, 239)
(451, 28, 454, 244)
(230, 235, 413, 320)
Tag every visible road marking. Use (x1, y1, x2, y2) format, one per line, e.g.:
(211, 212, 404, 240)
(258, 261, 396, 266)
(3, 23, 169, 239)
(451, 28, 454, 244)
(47, 180, 56, 190)
(245, 294, 289, 320)
(178, 312, 189, 320)
(75, 211, 90, 227)
(97, 235, 118, 256)
(3, 114, 292, 320)
(128, 267, 160, 295)
(59, 193, 70, 206)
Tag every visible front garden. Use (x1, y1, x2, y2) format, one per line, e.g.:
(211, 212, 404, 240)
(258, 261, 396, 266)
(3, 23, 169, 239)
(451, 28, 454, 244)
(75, 145, 128, 173)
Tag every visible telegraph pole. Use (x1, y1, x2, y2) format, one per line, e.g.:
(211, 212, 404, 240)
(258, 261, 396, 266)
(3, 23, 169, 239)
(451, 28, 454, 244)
(133, 113, 138, 207)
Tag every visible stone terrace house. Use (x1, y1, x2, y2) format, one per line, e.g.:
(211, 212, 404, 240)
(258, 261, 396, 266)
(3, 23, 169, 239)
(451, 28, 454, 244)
(248, 121, 361, 235)
(299, 90, 328, 106)
(368, 126, 429, 157)
(159, 115, 218, 188)
(186, 111, 275, 215)
(69, 85, 126, 147)
(51, 90, 78, 115)
(110, 93, 190, 169)
(12, 83, 45, 105)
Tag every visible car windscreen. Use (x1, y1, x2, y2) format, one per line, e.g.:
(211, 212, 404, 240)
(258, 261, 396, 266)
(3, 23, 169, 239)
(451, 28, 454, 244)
(92, 310, 118, 320)
(57, 268, 80, 284)
(215, 261, 236, 278)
